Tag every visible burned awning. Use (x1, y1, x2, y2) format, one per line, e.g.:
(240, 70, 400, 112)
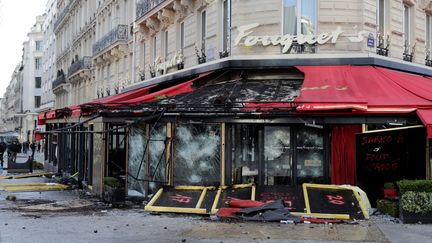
(159, 78, 302, 113)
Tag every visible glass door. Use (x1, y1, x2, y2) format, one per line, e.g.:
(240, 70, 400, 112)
(264, 126, 292, 185)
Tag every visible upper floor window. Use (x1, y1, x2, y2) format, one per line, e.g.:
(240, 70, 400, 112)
(153, 36, 157, 62)
(180, 22, 185, 52)
(35, 96, 41, 108)
(221, 0, 231, 56)
(201, 10, 207, 52)
(35, 58, 41, 70)
(163, 30, 168, 59)
(427, 15, 432, 51)
(283, 0, 317, 35)
(377, 0, 387, 35)
(403, 5, 411, 46)
(35, 41, 43, 51)
(35, 77, 42, 89)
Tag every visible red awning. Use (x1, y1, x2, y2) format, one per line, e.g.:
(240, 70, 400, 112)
(294, 66, 432, 113)
(46, 110, 57, 119)
(416, 109, 432, 138)
(89, 84, 156, 104)
(37, 112, 46, 125)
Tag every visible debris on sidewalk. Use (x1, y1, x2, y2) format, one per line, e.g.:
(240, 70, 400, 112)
(12, 172, 56, 179)
(1, 183, 69, 192)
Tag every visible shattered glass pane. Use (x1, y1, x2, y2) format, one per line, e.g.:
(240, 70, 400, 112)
(264, 126, 292, 185)
(296, 126, 325, 184)
(173, 124, 220, 185)
(127, 124, 146, 196)
(149, 124, 166, 195)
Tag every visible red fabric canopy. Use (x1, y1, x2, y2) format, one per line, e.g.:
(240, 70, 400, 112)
(37, 112, 46, 125)
(295, 66, 432, 113)
(416, 109, 432, 138)
(89, 84, 155, 104)
(46, 110, 56, 119)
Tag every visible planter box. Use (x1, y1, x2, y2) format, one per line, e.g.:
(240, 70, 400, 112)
(400, 203, 432, 224)
(400, 209, 432, 224)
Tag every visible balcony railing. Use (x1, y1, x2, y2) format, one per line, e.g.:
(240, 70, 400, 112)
(68, 56, 92, 77)
(93, 24, 129, 56)
(136, 0, 166, 20)
(52, 74, 66, 89)
(54, 1, 74, 30)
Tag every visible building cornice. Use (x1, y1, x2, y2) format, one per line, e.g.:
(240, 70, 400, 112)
(124, 53, 432, 92)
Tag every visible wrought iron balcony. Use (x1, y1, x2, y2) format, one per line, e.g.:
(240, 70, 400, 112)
(136, 0, 166, 20)
(52, 74, 66, 90)
(54, 1, 74, 30)
(68, 56, 92, 77)
(93, 24, 129, 56)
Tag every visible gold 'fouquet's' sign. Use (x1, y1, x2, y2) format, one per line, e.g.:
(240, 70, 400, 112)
(235, 23, 368, 53)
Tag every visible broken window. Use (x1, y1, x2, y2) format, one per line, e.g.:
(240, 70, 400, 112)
(296, 126, 324, 184)
(173, 123, 221, 185)
(127, 124, 146, 196)
(148, 124, 166, 195)
(264, 126, 292, 185)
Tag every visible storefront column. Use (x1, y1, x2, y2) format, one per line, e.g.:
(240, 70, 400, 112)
(91, 119, 105, 196)
(220, 123, 226, 186)
(165, 122, 173, 186)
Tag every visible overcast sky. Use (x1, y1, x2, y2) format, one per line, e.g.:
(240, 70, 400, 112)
(0, 0, 47, 98)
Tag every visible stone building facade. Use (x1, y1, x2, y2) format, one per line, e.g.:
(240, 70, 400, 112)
(53, 0, 97, 108)
(20, 15, 46, 142)
(131, 0, 432, 83)
(40, 0, 58, 113)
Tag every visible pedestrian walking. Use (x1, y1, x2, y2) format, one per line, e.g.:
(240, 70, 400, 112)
(30, 141, 36, 158)
(0, 141, 6, 168)
(22, 141, 28, 154)
(8, 140, 19, 164)
(17, 142, 22, 154)
(37, 141, 41, 152)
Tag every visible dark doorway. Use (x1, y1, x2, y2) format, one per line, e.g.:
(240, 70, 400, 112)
(106, 124, 127, 184)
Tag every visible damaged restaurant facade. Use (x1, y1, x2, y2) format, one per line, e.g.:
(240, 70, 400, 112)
(39, 0, 432, 206)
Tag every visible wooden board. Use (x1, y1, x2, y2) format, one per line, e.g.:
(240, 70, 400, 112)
(303, 183, 367, 220)
(255, 185, 305, 213)
(2, 184, 69, 192)
(144, 186, 216, 214)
